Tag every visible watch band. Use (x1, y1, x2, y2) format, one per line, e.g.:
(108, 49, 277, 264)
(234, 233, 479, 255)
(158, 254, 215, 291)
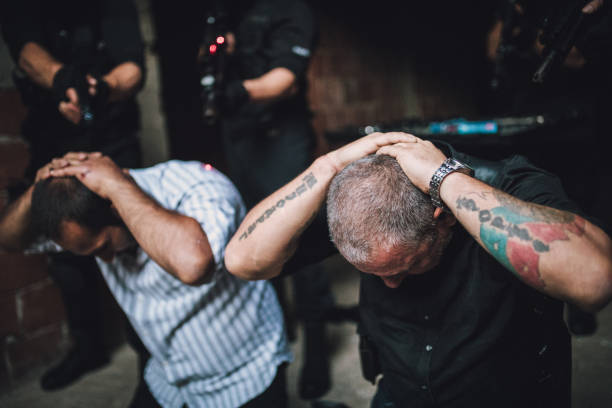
(429, 157, 474, 210)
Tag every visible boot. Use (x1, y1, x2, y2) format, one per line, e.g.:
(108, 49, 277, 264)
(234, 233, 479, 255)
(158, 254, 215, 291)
(40, 332, 110, 391)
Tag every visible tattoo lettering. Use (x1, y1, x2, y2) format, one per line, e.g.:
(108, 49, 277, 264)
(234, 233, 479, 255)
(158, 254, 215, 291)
(532, 240, 549, 252)
(456, 197, 480, 212)
(238, 173, 319, 241)
(304, 173, 317, 189)
(478, 209, 491, 223)
(456, 193, 586, 289)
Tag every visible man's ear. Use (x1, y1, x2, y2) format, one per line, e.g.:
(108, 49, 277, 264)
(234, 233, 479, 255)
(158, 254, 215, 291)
(433, 207, 457, 227)
(433, 207, 444, 219)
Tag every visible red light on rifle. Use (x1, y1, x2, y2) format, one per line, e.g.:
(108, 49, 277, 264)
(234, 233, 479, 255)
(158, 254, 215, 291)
(216, 36, 225, 45)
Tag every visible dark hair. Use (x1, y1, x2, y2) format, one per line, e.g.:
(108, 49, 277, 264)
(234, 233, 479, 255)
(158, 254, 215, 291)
(30, 176, 120, 240)
(327, 154, 436, 265)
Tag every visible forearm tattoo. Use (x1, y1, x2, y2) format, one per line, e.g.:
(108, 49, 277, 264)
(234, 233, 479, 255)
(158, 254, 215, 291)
(238, 173, 318, 241)
(456, 191, 585, 288)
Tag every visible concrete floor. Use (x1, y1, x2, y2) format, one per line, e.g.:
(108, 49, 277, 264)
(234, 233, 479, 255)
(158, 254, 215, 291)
(0, 255, 375, 408)
(1, 255, 611, 407)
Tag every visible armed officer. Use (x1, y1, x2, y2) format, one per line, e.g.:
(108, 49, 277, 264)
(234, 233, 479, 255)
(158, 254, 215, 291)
(485, 0, 612, 335)
(213, 0, 337, 400)
(1, 0, 146, 393)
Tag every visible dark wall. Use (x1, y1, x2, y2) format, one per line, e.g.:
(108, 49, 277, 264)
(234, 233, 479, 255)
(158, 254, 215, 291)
(151, 0, 498, 158)
(307, 1, 496, 151)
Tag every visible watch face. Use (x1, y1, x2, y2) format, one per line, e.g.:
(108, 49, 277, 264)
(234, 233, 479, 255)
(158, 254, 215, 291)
(447, 158, 462, 169)
(448, 158, 474, 175)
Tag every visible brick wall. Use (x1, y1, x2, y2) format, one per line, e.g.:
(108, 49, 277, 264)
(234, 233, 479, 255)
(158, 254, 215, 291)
(308, 14, 420, 152)
(0, 90, 71, 390)
(307, 2, 491, 152)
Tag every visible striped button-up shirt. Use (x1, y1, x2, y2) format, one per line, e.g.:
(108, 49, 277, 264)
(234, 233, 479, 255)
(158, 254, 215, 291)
(32, 161, 292, 407)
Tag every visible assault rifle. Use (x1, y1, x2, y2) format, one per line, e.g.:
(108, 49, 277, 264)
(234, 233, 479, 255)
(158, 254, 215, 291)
(198, 3, 229, 124)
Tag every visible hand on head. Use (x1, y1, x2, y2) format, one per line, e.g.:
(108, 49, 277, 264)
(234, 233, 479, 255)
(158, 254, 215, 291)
(38, 152, 126, 199)
(376, 135, 447, 194)
(35, 152, 100, 182)
(326, 131, 421, 173)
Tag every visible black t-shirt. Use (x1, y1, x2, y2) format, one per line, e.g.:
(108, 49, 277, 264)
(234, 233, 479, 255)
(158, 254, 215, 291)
(229, 0, 315, 82)
(290, 144, 600, 407)
(1, 0, 144, 128)
(1, 0, 144, 72)
(224, 0, 315, 123)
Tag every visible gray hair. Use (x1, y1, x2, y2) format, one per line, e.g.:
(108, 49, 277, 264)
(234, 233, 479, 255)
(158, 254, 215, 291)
(326, 154, 436, 265)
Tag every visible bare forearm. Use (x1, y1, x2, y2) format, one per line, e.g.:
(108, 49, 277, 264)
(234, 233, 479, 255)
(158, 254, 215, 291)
(242, 67, 296, 103)
(225, 132, 421, 279)
(0, 186, 35, 251)
(225, 155, 337, 279)
(18, 42, 63, 89)
(441, 173, 612, 311)
(103, 62, 143, 102)
(108, 179, 213, 284)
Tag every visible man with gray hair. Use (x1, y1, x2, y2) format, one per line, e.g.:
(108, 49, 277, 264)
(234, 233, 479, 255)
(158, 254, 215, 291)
(224, 131, 612, 408)
(327, 154, 446, 276)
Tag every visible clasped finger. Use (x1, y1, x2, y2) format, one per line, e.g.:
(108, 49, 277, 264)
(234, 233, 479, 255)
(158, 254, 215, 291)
(49, 165, 90, 178)
(51, 158, 71, 169)
(62, 152, 90, 160)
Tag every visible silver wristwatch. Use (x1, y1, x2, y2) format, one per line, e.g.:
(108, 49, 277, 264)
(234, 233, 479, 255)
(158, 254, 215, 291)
(429, 157, 474, 210)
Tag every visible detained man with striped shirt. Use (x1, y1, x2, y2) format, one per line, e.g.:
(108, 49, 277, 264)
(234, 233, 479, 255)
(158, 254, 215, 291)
(0, 152, 292, 407)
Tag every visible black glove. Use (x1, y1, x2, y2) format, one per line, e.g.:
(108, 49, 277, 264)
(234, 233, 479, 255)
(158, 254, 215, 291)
(52, 66, 110, 106)
(91, 75, 110, 108)
(51, 64, 83, 104)
(221, 80, 250, 113)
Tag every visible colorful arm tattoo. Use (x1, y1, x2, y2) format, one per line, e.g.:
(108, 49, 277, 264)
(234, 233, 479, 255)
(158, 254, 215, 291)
(456, 192, 585, 288)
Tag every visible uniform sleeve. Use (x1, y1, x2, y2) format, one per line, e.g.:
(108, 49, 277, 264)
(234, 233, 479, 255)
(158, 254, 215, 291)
(98, 0, 145, 71)
(265, 0, 316, 78)
(174, 176, 246, 268)
(0, 0, 45, 62)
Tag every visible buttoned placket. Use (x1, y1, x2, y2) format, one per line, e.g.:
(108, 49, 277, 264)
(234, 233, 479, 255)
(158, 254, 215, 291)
(416, 313, 437, 403)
